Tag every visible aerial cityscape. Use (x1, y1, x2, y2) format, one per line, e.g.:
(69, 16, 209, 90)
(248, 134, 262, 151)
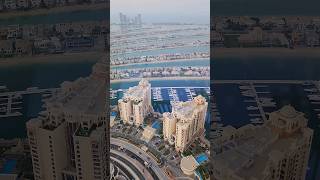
(0, 1, 109, 179)
(1, 0, 320, 179)
(109, 7, 211, 179)
(211, 16, 320, 180)
(212, 16, 320, 49)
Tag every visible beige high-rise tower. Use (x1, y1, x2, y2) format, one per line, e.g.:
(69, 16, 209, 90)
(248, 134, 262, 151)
(163, 95, 208, 152)
(118, 79, 153, 126)
(26, 61, 109, 180)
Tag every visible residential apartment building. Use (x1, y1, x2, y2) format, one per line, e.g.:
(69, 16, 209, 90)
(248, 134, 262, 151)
(26, 61, 109, 180)
(163, 95, 208, 152)
(118, 79, 153, 126)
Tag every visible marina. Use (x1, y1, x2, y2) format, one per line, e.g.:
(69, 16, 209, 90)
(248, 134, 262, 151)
(110, 86, 210, 106)
(0, 87, 58, 118)
(210, 80, 320, 150)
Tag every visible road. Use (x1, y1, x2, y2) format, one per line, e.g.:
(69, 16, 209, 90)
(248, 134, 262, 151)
(111, 137, 169, 180)
(111, 151, 145, 180)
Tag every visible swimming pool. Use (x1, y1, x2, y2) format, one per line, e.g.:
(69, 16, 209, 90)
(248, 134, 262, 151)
(196, 154, 208, 164)
(151, 121, 161, 130)
(0, 159, 17, 174)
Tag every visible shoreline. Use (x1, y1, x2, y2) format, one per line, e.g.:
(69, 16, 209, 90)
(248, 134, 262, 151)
(213, 47, 320, 58)
(2, 47, 320, 67)
(0, 52, 104, 67)
(0, 3, 107, 19)
(111, 57, 209, 68)
(112, 45, 209, 57)
(110, 76, 210, 84)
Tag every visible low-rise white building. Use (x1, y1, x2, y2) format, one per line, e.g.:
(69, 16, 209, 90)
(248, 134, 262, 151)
(4, 0, 17, 10)
(16, 0, 28, 9)
(180, 155, 199, 176)
(141, 126, 156, 142)
(30, 0, 41, 8)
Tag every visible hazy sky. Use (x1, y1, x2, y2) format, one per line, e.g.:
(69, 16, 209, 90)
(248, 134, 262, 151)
(111, 0, 210, 24)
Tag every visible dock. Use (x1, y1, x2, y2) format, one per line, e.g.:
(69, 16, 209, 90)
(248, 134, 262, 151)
(0, 87, 58, 118)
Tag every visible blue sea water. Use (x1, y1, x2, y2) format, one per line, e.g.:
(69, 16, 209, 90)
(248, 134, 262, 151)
(0, 61, 94, 138)
(212, 84, 250, 128)
(111, 79, 209, 90)
(212, 56, 320, 80)
(0, 61, 94, 91)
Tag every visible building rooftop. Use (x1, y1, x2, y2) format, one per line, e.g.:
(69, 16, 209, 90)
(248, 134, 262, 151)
(212, 105, 313, 180)
(180, 155, 199, 175)
(171, 95, 207, 121)
(63, 78, 106, 115)
(141, 126, 156, 142)
(275, 104, 303, 119)
(29, 61, 107, 130)
(47, 62, 107, 116)
(122, 79, 150, 101)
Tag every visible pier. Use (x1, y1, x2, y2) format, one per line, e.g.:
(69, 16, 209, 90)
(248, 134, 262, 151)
(0, 87, 58, 118)
(213, 80, 312, 84)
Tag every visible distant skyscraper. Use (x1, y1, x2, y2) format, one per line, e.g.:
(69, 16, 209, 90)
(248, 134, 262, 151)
(119, 13, 125, 25)
(163, 95, 208, 152)
(119, 13, 142, 25)
(26, 61, 109, 180)
(137, 14, 142, 25)
(211, 105, 313, 180)
(118, 79, 153, 126)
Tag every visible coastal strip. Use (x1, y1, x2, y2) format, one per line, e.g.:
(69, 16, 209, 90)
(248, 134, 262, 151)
(111, 58, 209, 68)
(110, 76, 210, 84)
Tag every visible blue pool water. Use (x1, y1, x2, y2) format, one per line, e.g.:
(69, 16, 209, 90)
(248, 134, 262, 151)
(195, 170, 203, 180)
(196, 154, 208, 164)
(0, 159, 17, 174)
(151, 121, 161, 130)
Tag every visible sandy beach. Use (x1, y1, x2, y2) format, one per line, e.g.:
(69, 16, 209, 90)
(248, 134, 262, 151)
(0, 3, 107, 19)
(112, 45, 209, 57)
(111, 57, 209, 68)
(0, 52, 105, 67)
(212, 47, 320, 58)
(110, 76, 209, 84)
